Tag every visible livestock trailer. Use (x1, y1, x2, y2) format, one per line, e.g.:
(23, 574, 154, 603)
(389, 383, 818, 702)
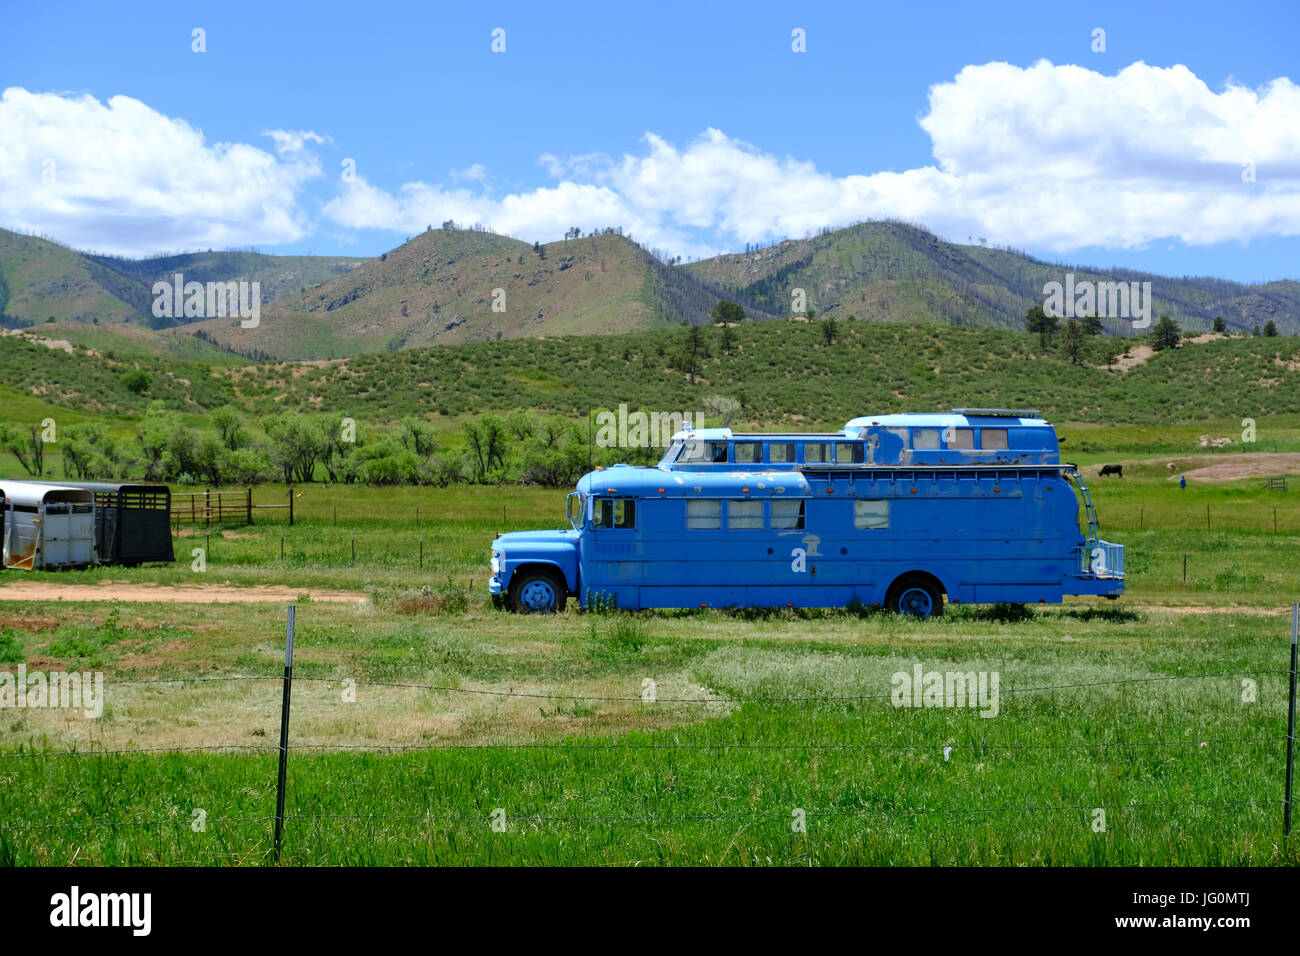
(0, 483, 96, 570)
(51, 481, 174, 565)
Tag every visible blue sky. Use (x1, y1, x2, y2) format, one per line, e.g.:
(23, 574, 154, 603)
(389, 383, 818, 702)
(3, 0, 1298, 281)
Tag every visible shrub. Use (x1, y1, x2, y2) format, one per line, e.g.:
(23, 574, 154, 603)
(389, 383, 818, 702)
(122, 369, 150, 393)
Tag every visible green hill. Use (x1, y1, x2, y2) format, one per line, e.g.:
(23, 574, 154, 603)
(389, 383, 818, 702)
(0, 230, 140, 328)
(85, 248, 366, 318)
(222, 321, 1300, 428)
(9, 320, 1300, 429)
(0, 227, 366, 358)
(4, 221, 1297, 364)
(7, 322, 1300, 485)
(685, 221, 1300, 337)
(177, 229, 779, 360)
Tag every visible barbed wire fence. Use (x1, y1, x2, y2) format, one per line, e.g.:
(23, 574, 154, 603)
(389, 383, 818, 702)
(3, 605, 1297, 863)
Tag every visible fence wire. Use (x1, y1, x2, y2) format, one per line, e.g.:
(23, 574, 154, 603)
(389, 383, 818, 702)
(2, 663, 1293, 853)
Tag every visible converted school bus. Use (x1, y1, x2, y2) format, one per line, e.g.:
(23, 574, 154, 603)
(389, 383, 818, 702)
(488, 410, 1124, 617)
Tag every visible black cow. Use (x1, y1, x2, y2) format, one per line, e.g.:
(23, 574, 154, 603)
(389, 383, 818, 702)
(1099, 464, 1123, 478)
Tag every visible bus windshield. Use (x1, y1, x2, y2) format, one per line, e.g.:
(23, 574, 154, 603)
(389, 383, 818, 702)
(566, 492, 586, 531)
(660, 440, 684, 466)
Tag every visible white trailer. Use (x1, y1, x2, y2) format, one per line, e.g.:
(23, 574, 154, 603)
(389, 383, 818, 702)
(1, 483, 95, 570)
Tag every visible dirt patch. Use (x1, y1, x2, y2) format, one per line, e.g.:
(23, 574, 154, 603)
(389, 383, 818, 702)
(1175, 452, 1300, 483)
(1083, 452, 1300, 483)
(1139, 604, 1293, 616)
(0, 581, 368, 605)
(1112, 345, 1155, 371)
(291, 358, 347, 377)
(0, 613, 64, 631)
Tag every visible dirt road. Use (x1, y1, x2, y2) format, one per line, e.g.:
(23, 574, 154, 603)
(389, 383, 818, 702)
(0, 581, 368, 604)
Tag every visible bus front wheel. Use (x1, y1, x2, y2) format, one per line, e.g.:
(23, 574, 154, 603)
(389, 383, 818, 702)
(509, 569, 568, 614)
(886, 575, 944, 619)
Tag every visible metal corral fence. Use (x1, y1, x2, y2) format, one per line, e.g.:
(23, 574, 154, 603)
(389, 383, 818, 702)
(171, 488, 295, 528)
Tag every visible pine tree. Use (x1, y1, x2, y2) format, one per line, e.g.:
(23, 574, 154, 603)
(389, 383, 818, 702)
(1151, 315, 1181, 351)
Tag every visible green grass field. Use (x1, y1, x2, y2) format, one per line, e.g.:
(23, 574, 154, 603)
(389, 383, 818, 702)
(2, 469, 1298, 866)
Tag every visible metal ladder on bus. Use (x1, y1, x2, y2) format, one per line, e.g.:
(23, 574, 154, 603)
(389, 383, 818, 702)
(1074, 471, 1100, 542)
(1065, 464, 1101, 567)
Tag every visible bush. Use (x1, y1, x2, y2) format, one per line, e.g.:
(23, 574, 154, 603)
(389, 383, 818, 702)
(122, 369, 150, 393)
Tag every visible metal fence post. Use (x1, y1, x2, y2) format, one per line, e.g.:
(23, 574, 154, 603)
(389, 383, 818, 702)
(274, 605, 296, 863)
(1285, 603, 1297, 836)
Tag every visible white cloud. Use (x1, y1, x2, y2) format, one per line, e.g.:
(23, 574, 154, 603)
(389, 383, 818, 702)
(324, 60, 1300, 256)
(263, 129, 329, 155)
(448, 163, 487, 184)
(0, 88, 322, 256)
(5, 60, 1300, 260)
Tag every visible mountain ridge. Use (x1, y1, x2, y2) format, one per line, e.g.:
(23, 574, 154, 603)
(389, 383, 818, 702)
(2, 221, 1296, 362)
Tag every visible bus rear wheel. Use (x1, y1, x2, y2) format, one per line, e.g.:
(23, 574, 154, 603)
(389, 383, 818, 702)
(886, 575, 944, 619)
(509, 568, 567, 614)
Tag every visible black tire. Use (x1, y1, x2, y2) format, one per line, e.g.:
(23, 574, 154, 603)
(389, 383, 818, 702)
(508, 568, 568, 614)
(885, 575, 944, 618)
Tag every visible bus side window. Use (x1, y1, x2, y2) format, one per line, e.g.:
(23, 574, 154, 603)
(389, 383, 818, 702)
(679, 441, 724, 463)
(854, 500, 889, 529)
(594, 498, 636, 529)
(734, 442, 761, 463)
(727, 499, 763, 529)
(771, 498, 805, 529)
(685, 499, 722, 529)
(803, 443, 829, 463)
(912, 428, 941, 449)
(835, 442, 864, 463)
(769, 442, 796, 464)
(946, 428, 975, 450)
(980, 428, 1009, 450)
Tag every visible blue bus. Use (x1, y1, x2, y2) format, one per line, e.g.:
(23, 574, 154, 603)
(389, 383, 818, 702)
(488, 410, 1124, 617)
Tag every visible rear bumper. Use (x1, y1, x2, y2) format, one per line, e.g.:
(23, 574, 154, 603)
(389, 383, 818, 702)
(1066, 575, 1125, 597)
